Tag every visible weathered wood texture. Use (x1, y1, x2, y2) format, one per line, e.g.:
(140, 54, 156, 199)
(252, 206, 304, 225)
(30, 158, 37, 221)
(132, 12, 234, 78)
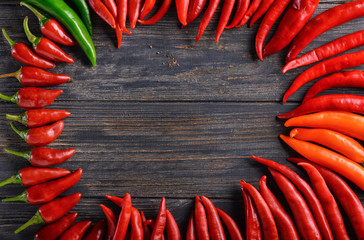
(0, 0, 363, 239)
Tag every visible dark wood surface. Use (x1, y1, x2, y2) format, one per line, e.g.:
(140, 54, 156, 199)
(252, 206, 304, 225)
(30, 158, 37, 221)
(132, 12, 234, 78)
(0, 0, 363, 239)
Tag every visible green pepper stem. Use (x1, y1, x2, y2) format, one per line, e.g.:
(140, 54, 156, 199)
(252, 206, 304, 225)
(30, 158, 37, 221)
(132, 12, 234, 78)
(0, 68, 21, 81)
(20, 2, 48, 26)
(14, 211, 44, 234)
(0, 176, 16, 187)
(2, 190, 27, 203)
(10, 122, 28, 142)
(2, 28, 16, 48)
(23, 16, 40, 47)
(0, 93, 13, 102)
(4, 148, 31, 161)
(6, 114, 22, 123)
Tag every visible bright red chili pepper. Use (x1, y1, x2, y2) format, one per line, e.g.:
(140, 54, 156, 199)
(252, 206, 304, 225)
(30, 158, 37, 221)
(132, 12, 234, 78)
(5, 147, 76, 167)
(20, 2, 76, 46)
(255, 0, 291, 60)
(215, 0, 236, 43)
(289, 158, 364, 240)
(141, 211, 152, 240)
(241, 185, 261, 240)
(186, 210, 195, 240)
(151, 197, 167, 240)
(216, 208, 244, 240)
(88, 0, 117, 29)
(128, 0, 142, 28)
(106, 194, 124, 207)
(176, 0, 189, 25)
(259, 176, 299, 240)
(195, 0, 220, 42)
(200, 196, 226, 240)
(139, 0, 157, 20)
(224, 0, 249, 29)
(137, 0, 172, 25)
(186, 0, 208, 25)
(11, 121, 64, 147)
(0, 66, 71, 87)
(166, 210, 182, 240)
(84, 219, 106, 240)
(23, 17, 74, 63)
(283, 49, 364, 103)
(2, 28, 55, 69)
(35, 212, 78, 240)
(113, 193, 132, 240)
(298, 163, 350, 240)
(117, 0, 132, 33)
(249, 0, 274, 27)
(286, 0, 364, 63)
(14, 192, 82, 233)
(100, 204, 117, 240)
(262, 0, 319, 58)
(235, 0, 262, 27)
(0, 167, 70, 187)
(103, 0, 118, 18)
(59, 220, 92, 240)
(194, 196, 209, 240)
(2, 168, 82, 205)
(115, 23, 123, 48)
(131, 208, 144, 240)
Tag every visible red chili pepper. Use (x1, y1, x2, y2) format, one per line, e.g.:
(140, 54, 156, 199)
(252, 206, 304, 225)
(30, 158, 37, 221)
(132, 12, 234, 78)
(34, 212, 78, 240)
(5, 147, 76, 167)
(59, 221, 92, 240)
(176, 0, 189, 25)
(10, 121, 64, 147)
(286, 0, 364, 63)
(100, 204, 117, 240)
(252, 155, 333, 240)
(115, 23, 123, 48)
(151, 197, 167, 240)
(166, 210, 182, 240)
(130, 208, 144, 240)
(14, 192, 81, 233)
(23, 17, 74, 63)
(137, 0, 172, 25)
(0, 66, 70, 87)
(103, 0, 118, 18)
(224, 0, 249, 29)
(215, 0, 236, 43)
(298, 163, 350, 240)
(141, 211, 152, 240)
(255, 0, 291, 60)
(88, 0, 117, 29)
(20, 2, 76, 46)
(288, 158, 364, 240)
(194, 196, 209, 240)
(283, 49, 364, 103)
(0, 167, 70, 187)
(259, 176, 299, 240)
(2, 168, 82, 205)
(0, 87, 62, 109)
(84, 219, 106, 240)
(240, 181, 278, 240)
(249, 0, 274, 27)
(139, 0, 157, 20)
(7, 109, 71, 128)
(117, 0, 132, 33)
(262, 0, 319, 58)
(186, 0, 208, 25)
(235, 0, 262, 27)
(241, 185, 261, 240)
(113, 193, 132, 240)
(128, 0, 143, 28)
(186, 210, 195, 240)
(269, 168, 322, 240)
(106, 194, 124, 207)
(216, 208, 243, 240)
(195, 0, 220, 42)
(2, 28, 55, 69)
(200, 196, 226, 240)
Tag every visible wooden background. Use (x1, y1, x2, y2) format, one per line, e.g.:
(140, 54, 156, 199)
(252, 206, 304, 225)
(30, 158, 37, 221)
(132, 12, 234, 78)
(0, 0, 363, 239)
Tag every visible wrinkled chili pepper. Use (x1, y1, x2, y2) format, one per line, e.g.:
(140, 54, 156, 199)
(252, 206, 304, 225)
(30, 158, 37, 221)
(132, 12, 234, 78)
(186, 0, 208, 25)
(2, 28, 55, 69)
(259, 176, 299, 240)
(141, 211, 152, 240)
(186, 210, 195, 240)
(216, 208, 244, 240)
(225, 0, 249, 29)
(194, 196, 209, 240)
(176, 0, 189, 25)
(113, 193, 132, 240)
(0, 66, 71, 87)
(68, 0, 93, 34)
(100, 204, 117, 240)
(7, 109, 71, 128)
(151, 197, 167, 240)
(241, 184, 261, 240)
(216, 0, 236, 43)
(131, 208, 144, 240)
(249, 0, 274, 27)
(59, 220, 92, 240)
(2, 168, 82, 205)
(138, 0, 172, 25)
(128, 0, 142, 28)
(5, 147, 76, 167)
(235, 0, 262, 27)
(0, 167, 70, 187)
(166, 210, 182, 240)
(117, 0, 132, 33)
(139, 0, 157, 20)
(14, 192, 81, 233)
(88, 0, 116, 29)
(200, 196, 226, 240)
(262, 0, 319, 58)
(283, 49, 364, 103)
(11, 121, 64, 147)
(84, 220, 106, 240)
(35, 212, 78, 240)
(195, 0, 220, 42)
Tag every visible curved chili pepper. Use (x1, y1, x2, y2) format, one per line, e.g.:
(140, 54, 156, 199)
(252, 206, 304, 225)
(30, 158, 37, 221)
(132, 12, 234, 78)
(103, 0, 118, 18)
(7, 109, 71, 128)
(262, 0, 319, 58)
(139, 0, 157, 20)
(166, 210, 182, 240)
(255, 0, 291, 60)
(200, 196, 226, 240)
(151, 197, 167, 240)
(88, 0, 116, 29)
(84, 219, 106, 240)
(59, 220, 92, 240)
(131, 208, 144, 240)
(2, 168, 82, 205)
(216, 208, 244, 240)
(280, 134, 364, 191)
(14, 192, 81, 233)
(68, 0, 93, 34)
(283, 49, 364, 103)
(298, 163, 350, 240)
(215, 0, 236, 43)
(225, 0, 249, 29)
(100, 204, 117, 240)
(186, 0, 208, 25)
(11, 121, 64, 147)
(117, 0, 132, 34)
(249, 0, 274, 27)
(186, 210, 195, 240)
(106, 194, 124, 207)
(251, 155, 333, 240)
(5, 147, 76, 167)
(137, 0, 172, 25)
(113, 193, 132, 240)
(128, 0, 142, 28)
(115, 23, 123, 48)
(2, 28, 55, 69)
(289, 158, 364, 240)
(259, 176, 299, 240)
(240, 181, 278, 240)
(35, 212, 78, 240)
(241, 185, 261, 240)
(141, 211, 152, 240)
(194, 196, 209, 240)
(195, 0, 220, 42)
(286, 0, 364, 63)
(290, 128, 364, 163)
(235, 0, 262, 27)
(0, 167, 70, 187)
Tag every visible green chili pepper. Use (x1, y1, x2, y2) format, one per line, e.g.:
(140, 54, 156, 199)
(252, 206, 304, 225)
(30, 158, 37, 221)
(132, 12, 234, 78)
(21, 0, 96, 66)
(67, 0, 93, 35)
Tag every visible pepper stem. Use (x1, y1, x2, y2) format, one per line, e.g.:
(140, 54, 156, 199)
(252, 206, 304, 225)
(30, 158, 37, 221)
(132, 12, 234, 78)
(6, 114, 22, 123)
(2, 28, 16, 48)
(0, 93, 14, 102)
(2, 190, 27, 203)
(4, 148, 31, 161)
(20, 2, 48, 26)
(10, 122, 28, 142)
(0, 68, 22, 81)
(23, 16, 40, 47)
(0, 172, 22, 186)
(14, 211, 44, 234)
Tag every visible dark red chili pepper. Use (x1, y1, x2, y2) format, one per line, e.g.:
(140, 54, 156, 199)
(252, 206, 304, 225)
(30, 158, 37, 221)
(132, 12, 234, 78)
(186, 210, 195, 240)
(7, 109, 71, 128)
(88, 0, 116, 29)
(103, 0, 118, 18)
(59, 221, 92, 240)
(0, 66, 70, 87)
(176, 0, 189, 25)
(235, 0, 262, 27)
(141, 211, 152, 240)
(106, 194, 124, 207)
(20, 2, 76, 46)
(259, 176, 299, 240)
(2, 28, 55, 69)
(117, 0, 132, 33)
(200, 196, 226, 240)
(115, 23, 123, 48)
(14, 192, 81, 233)
(262, 0, 319, 58)
(113, 193, 132, 240)
(23, 17, 74, 63)
(0, 167, 70, 187)
(186, 0, 208, 25)
(128, 0, 142, 28)
(215, 0, 236, 43)
(2, 168, 82, 205)
(241, 184, 261, 240)
(100, 204, 117, 240)
(283, 49, 364, 103)
(10, 121, 64, 147)
(139, 0, 157, 20)
(224, 0, 249, 29)
(35, 212, 78, 240)
(5, 147, 76, 167)
(194, 196, 209, 240)
(151, 197, 167, 240)
(216, 208, 243, 240)
(131, 208, 144, 240)
(84, 219, 106, 240)
(166, 210, 182, 240)
(249, 0, 274, 27)
(195, 0, 220, 42)
(137, 0, 172, 25)
(0, 87, 62, 109)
